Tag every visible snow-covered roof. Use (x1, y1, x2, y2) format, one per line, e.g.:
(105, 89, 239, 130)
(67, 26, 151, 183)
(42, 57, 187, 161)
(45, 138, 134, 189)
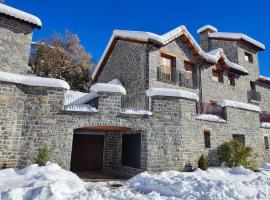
(0, 3, 42, 28)
(208, 32, 265, 50)
(91, 25, 252, 80)
(259, 75, 270, 82)
(0, 71, 70, 90)
(261, 122, 270, 129)
(197, 25, 218, 34)
(90, 79, 126, 95)
(218, 99, 260, 112)
(146, 88, 199, 101)
(196, 114, 226, 123)
(207, 48, 249, 74)
(64, 104, 97, 113)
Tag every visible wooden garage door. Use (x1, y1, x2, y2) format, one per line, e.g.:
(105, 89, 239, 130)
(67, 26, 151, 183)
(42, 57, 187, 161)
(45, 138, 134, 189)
(70, 134, 104, 171)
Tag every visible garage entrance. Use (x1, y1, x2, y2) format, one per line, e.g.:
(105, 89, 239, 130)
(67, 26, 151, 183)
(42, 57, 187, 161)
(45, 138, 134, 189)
(70, 133, 104, 172)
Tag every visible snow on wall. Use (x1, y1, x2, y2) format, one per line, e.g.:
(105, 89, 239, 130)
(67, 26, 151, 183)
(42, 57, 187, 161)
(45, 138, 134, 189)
(0, 3, 42, 28)
(146, 88, 199, 101)
(121, 109, 152, 116)
(208, 32, 265, 50)
(64, 104, 97, 112)
(197, 25, 218, 33)
(0, 71, 70, 90)
(261, 122, 270, 129)
(196, 114, 226, 123)
(64, 90, 98, 106)
(90, 79, 126, 95)
(218, 99, 260, 112)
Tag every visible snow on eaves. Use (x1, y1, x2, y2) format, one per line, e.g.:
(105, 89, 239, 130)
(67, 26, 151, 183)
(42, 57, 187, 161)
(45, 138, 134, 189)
(121, 109, 152, 116)
(90, 79, 126, 95)
(206, 48, 249, 74)
(197, 25, 218, 34)
(0, 3, 42, 28)
(218, 99, 260, 112)
(0, 71, 70, 90)
(146, 88, 199, 101)
(196, 114, 226, 123)
(261, 122, 270, 129)
(209, 32, 265, 50)
(259, 75, 270, 82)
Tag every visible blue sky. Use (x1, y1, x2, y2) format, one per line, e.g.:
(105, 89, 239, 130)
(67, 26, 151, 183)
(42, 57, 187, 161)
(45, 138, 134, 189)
(6, 0, 270, 76)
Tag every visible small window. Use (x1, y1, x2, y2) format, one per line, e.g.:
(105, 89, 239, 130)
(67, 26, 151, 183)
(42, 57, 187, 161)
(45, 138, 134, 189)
(204, 131, 211, 148)
(245, 52, 253, 63)
(160, 54, 174, 81)
(212, 69, 224, 83)
(233, 134, 245, 145)
(250, 81, 256, 91)
(264, 136, 269, 150)
(228, 73, 236, 86)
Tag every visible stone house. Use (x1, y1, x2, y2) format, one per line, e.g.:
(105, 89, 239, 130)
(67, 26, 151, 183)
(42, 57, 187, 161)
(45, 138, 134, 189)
(0, 4, 270, 178)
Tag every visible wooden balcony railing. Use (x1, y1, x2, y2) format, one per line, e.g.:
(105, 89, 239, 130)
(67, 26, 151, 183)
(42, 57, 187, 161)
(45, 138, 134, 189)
(197, 102, 226, 119)
(248, 90, 261, 102)
(157, 67, 198, 89)
(260, 111, 270, 123)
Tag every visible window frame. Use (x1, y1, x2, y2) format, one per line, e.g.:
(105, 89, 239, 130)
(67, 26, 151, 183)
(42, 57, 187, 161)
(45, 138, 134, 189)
(160, 53, 175, 82)
(232, 134, 245, 145)
(264, 136, 270, 150)
(212, 69, 224, 83)
(204, 130, 211, 149)
(228, 72, 236, 86)
(244, 52, 253, 63)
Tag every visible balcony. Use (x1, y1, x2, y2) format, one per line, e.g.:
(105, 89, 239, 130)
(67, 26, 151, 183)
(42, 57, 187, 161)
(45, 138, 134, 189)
(157, 67, 198, 89)
(247, 90, 261, 102)
(197, 102, 226, 120)
(260, 111, 270, 123)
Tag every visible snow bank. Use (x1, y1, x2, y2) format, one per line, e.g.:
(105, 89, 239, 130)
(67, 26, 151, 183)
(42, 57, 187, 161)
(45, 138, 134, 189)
(197, 25, 218, 33)
(261, 122, 270, 129)
(0, 163, 88, 200)
(90, 79, 126, 95)
(0, 71, 70, 90)
(146, 88, 199, 101)
(0, 3, 42, 28)
(121, 109, 152, 116)
(208, 32, 265, 50)
(64, 105, 97, 112)
(218, 99, 260, 112)
(2, 163, 270, 200)
(196, 114, 226, 123)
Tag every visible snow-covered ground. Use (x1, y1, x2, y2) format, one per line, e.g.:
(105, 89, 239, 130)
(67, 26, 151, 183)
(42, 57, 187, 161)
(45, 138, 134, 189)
(1, 163, 270, 200)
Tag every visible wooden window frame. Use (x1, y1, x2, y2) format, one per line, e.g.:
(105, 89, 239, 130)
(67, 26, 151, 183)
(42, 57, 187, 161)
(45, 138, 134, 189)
(228, 72, 236, 86)
(244, 52, 253, 63)
(160, 52, 176, 82)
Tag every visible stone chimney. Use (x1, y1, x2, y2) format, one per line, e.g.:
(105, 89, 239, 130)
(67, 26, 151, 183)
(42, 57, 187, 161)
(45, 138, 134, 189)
(0, 4, 42, 75)
(197, 25, 217, 52)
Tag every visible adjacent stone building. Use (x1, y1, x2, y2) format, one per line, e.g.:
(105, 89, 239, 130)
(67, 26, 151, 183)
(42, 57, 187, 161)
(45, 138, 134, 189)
(1, 4, 270, 178)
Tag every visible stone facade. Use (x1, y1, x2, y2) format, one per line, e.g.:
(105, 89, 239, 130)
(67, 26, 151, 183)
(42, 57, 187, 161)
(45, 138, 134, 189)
(1, 6, 270, 178)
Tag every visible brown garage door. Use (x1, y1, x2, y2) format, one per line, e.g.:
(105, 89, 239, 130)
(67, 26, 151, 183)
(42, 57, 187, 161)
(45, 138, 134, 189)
(70, 134, 104, 171)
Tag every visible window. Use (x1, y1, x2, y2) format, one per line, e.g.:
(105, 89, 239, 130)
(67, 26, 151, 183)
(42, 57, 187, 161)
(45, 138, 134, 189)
(250, 81, 256, 91)
(233, 134, 245, 145)
(212, 69, 224, 83)
(122, 133, 141, 168)
(160, 54, 174, 81)
(204, 131, 211, 148)
(264, 136, 269, 150)
(244, 52, 253, 63)
(228, 73, 236, 86)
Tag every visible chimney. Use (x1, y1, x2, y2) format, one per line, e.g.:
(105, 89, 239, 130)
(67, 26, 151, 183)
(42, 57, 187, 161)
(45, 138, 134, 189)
(197, 25, 217, 52)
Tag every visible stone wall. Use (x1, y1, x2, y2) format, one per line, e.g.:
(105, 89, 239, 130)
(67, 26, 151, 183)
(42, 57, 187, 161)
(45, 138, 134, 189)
(0, 14, 34, 75)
